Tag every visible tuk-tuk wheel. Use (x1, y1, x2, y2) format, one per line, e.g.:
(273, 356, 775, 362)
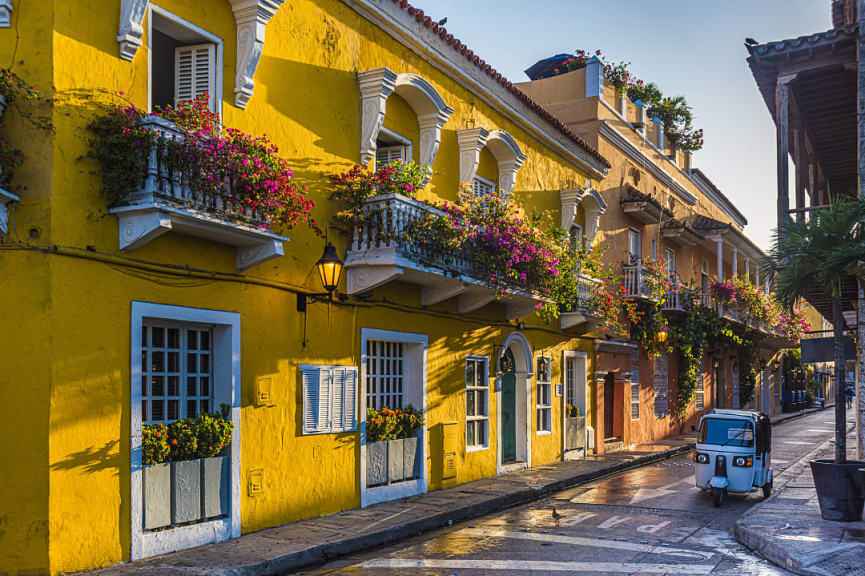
(762, 481, 772, 498)
(713, 487, 725, 507)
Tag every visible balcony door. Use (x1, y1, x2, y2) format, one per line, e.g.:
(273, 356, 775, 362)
(500, 348, 517, 463)
(627, 228, 641, 263)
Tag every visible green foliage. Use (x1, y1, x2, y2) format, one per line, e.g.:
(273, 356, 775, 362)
(366, 405, 424, 442)
(167, 418, 198, 461)
(142, 411, 234, 465)
(738, 338, 759, 407)
(196, 412, 234, 459)
(627, 80, 663, 107)
(87, 103, 154, 205)
(142, 422, 169, 466)
(565, 404, 580, 418)
(647, 95, 703, 152)
(768, 197, 865, 306)
(669, 294, 720, 420)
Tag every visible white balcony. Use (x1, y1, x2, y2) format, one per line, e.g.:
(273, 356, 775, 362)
(344, 193, 548, 319)
(108, 116, 289, 270)
(559, 273, 602, 330)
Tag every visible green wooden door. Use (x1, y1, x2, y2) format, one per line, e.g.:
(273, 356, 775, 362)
(501, 349, 517, 463)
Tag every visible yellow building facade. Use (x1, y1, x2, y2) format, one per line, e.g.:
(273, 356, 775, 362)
(0, 1, 611, 573)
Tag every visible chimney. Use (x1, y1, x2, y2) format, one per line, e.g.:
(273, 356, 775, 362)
(635, 100, 647, 137)
(683, 151, 692, 174)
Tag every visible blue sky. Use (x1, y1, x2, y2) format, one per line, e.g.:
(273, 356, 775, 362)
(412, 0, 830, 250)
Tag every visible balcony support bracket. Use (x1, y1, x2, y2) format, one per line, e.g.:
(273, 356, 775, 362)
(117, 209, 173, 251)
(346, 264, 403, 294)
(458, 290, 496, 314)
(421, 280, 468, 307)
(505, 301, 539, 321)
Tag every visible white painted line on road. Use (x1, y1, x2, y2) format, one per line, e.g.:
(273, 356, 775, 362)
(807, 429, 833, 433)
(359, 558, 715, 574)
(630, 477, 691, 504)
(783, 441, 816, 445)
(459, 528, 714, 560)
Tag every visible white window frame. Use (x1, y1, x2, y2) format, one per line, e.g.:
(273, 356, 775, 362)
(536, 355, 552, 435)
(569, 223, 584, 255)
(473, 174, 496, 197)
(627, 227, 642, 262)
(147, 4, 223, 117)
(665, 248, 676, 277)
(300, 365, 358, 435)
(359, 328, 428, 507)
(561, 350, 588, 456)
(465, 356, 490, 452)
(130, 302, 240, 560)
(630, 365, 640, 420)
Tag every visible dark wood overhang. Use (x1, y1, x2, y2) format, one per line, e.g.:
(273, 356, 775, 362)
(661, 218, 704, 246)
(747, 25, 859, 198)
(620, 185, 673, 224)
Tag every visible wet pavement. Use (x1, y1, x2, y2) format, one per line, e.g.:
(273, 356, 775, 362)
(299, 408, 847, 575)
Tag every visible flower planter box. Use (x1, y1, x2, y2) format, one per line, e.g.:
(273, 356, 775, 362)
(367, 441, 389, 487)
(565, 417, 586, 452)
(366, 435, 422, 488)
(387, 438, 405, 482)
(403, 435, 420, 480)
(171, 459, 202, 524)
(201, 456, 229, 519)
(143, 462, 171, 530)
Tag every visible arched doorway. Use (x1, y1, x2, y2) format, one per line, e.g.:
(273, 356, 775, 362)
(496, 331, 533, 473)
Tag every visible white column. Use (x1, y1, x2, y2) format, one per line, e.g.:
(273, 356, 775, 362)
(755, 264, 760, 287)
(715, 238, 724, 282)
(745, 256, 751, 281)
(732, 248, 738, 278)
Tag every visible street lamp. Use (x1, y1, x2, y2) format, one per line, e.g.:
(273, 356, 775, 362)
(655, 327, 668, 344)
(316, 242, 343, 301)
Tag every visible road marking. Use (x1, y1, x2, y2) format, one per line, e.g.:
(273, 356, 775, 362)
(807, 429, 833, 433)
(630, 477, 691, 504)
(558, 511, 596, 526)
(637, 520, 672, 534)
(598, 515, 631, 529)
(459, 528, 714, 560)
(359, 558, 715, 573)
(783, 441, 815, 445)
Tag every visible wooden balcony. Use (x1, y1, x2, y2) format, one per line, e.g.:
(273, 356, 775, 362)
(344, 194, 548, 319)
(108, 116, 289, 270)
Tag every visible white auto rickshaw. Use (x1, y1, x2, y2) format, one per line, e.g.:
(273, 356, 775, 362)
(693, 409, 773, 507)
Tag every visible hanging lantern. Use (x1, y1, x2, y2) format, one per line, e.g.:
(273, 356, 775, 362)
(315, 242, 343, 300)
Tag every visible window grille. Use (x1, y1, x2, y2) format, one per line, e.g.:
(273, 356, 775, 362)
(366, 340, 404, 410)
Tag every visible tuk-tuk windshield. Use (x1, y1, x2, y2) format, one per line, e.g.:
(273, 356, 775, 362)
(698, 418, 754, 448)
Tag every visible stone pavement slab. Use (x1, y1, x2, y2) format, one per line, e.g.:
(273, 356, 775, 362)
(77, 437, 694, 576)
(735, 420, 865, 576)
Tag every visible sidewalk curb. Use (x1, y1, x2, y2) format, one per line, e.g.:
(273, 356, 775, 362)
(260, 443, 696, 576)
(85, 443, 694, 576)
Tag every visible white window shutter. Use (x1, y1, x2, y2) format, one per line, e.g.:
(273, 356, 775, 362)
(318, 368, 332, 433)
(343, 368, 357, 432)
(332, 368, 345, 432)
(376, 145, 406, 168)
(175, 43, 216, 111)
(628, 229, 641, 259)
(302, 366, 320, 434)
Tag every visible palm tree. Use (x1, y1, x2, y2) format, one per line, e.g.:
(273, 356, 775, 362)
(767, 198, 865, 463)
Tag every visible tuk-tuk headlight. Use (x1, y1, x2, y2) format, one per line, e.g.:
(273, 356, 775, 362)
(693, 452, 709, 464)
(733, 456, 753, 467)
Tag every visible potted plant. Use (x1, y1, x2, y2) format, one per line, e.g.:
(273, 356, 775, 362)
(768, 198, 865, 521)
(142, 423, 171, 530)
(365, 405, 424, 487)
(196, 406, 234, 519)
(565, 404, 586, 452)
(168, 418, 201, 524)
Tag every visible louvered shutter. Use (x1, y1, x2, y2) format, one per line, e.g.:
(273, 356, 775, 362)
(376, 145, 406, 168)
(654, 354, 669, 418)
(343, 367, 358, 432)
(302, 366, 321, 434)
(175, 43, 216, 111)
(318, 368, 332, 433)
(331, 367, 345, 431)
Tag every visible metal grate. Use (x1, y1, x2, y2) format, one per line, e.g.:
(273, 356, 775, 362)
(142, 323, 212, 425)
(366, 340, 404, 410)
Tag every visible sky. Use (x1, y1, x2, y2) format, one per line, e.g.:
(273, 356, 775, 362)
(412, 0, 831, 250)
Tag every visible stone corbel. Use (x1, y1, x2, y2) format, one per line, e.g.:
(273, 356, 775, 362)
(498, 157, 524, 198)
(228, 0, 285, 109)
(584, 205, 602, 248)
(559, 188, 587, 230)
(358, 68, 397, 165)
(117, 0, 149, 61)
(417, 111, 449, 186)
(456, 127, 489, 185)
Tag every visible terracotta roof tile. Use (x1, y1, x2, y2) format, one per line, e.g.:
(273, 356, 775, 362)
(387, 0, 610, 170)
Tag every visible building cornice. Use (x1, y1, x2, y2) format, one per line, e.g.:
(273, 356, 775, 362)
(341, 0, 609, 179)
(598, 121, 697, 206)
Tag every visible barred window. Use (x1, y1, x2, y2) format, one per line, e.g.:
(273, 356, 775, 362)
(630, 365, 640, 420)
(366, 340, 404, 410)
(141, 323, 212, 425)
